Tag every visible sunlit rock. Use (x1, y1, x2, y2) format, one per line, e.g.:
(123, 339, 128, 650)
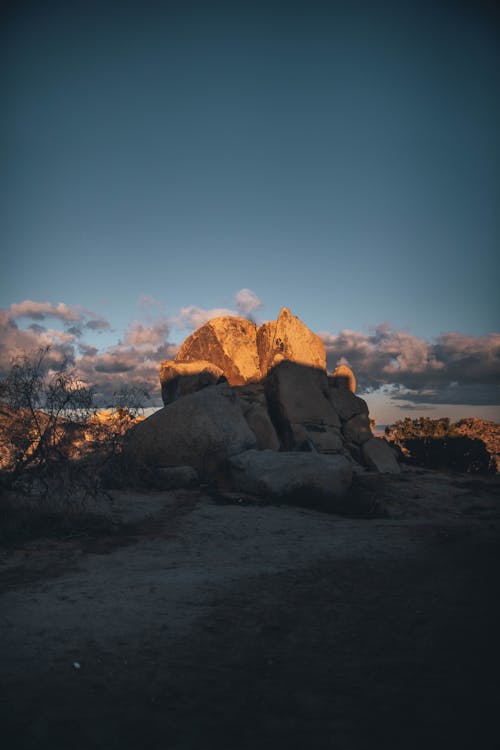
(175, 316, 261, 385)
(257, 307, 326, 375)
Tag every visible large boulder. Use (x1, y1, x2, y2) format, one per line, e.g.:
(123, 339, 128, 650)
(160, 360, 226, 405)
(175, 316, 261, 385)
(362, 437, 401, 473)
(257, 307, 326, 375)
(229, 449, 352, 508)
(125, 383, 257, 477)
(264, 361, 342, 453)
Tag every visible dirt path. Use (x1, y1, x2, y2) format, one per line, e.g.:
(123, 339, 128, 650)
(1, 472, 499, 749)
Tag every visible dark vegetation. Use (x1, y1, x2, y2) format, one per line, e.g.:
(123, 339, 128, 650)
(0, 347, 149, 542)
(385, 417, 497, 474)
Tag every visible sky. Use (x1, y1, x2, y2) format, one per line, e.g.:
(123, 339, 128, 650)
(1, 0, 499, 424)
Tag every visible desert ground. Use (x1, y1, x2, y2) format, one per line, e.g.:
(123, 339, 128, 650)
(1, 469, 499, 750)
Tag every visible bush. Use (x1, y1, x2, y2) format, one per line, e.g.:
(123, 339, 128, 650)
(402, 436, 493, 474)
(385, 417, 495, 474)
(0, 347, 149, 507)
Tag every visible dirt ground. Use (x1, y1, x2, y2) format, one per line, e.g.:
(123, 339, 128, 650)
(1, 469, 499, 750)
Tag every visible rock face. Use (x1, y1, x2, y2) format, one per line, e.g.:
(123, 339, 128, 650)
(160, 360, 226, 405)
(139, 307, 400, 488)
(234, 383, 280, 451)
(257, 307, 326, 376)
(125, 383, 257, 477)
(229, 450, 352, 507)
(328, 386, 368, 422)
(362, 438, 401, 474)
(264, 361, 342, 453)
(176, 317, 261, 386)
(171, 307, 326, 392)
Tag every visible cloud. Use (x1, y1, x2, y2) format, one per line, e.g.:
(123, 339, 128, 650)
(172, 289, 263, 330)
(319, 326, 500, 406)
(235, 288, 263, 318)
(9, 299, 111, 334)
(138, 295, 164, 312)
(122, 318, 170, 348)
(85, 317, 111, 332)
(10, 300, 81, 322)
(0, 302, 176, 406)
(173, 305, 235, 331)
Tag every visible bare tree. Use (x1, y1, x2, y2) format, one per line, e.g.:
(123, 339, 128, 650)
(0, 347, 150, 505)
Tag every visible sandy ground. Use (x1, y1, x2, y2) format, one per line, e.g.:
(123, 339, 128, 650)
(1, 469, 499, 750)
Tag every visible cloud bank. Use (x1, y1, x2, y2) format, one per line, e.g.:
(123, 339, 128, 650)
(0, 292, 498, 409)
(319, 326, 500, 406)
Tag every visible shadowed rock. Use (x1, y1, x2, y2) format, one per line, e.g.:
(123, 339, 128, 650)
(229, 449, 352, 508)
(234, 383, 280, 451)
(342, 413, 373, 446)
(362, 438, 401, 473)
(330, 364, 357, 393)
(160, 360, 226, 405)
(264, 361, 342, 453)
(328, 386, 368, 422)
(125, 383, 256, 477)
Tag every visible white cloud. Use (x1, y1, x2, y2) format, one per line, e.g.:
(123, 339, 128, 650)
(173, 305, 235, 331)
(234, 288, 263, 318)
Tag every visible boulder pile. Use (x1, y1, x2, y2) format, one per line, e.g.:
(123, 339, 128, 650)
(126, 308, 400, 508)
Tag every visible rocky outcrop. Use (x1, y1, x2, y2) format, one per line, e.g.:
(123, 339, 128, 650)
(257, 307, 326, 376)
(328, 386, 368, 422)
(171, 307, 326, 392)
(125, 383, 257, 477)
(160, 360, 226, 405)
(264, 361, 342, 453)
(145, 308, 400, 490)
(229, 450, 352, 507)
(176, 317, 261, 385)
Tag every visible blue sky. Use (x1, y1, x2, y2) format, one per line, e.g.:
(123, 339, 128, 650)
(1, 0, 499, 422)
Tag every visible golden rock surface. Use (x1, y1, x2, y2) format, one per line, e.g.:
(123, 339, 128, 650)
(172, 307, 326, 387)
(176, 317, 261, 385)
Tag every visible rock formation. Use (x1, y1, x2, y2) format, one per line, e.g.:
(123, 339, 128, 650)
(256, 307, 326, 375)
(175, 316, 261, 385)
(164, 307, 326, 396)
(159, 360, 226, 405)
(126, 308, 400, 508)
